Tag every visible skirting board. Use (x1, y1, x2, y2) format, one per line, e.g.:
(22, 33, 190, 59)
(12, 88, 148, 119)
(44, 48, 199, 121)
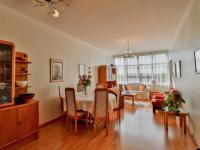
(193, 134, 200, 148)
(39, 114, 65, 128)
(188, 127, 200, 148)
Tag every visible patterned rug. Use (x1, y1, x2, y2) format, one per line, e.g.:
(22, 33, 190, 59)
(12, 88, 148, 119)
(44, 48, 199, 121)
(124, 100, 151, 108)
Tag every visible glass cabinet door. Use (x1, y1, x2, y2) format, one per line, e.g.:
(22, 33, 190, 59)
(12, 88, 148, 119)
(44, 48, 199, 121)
(0, 41, 14, 107)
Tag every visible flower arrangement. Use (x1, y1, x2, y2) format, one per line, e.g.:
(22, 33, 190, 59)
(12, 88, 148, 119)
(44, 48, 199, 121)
(78, 67, 92, 94)
(162, 89, 186, 116)
(79, 74, 92, 87)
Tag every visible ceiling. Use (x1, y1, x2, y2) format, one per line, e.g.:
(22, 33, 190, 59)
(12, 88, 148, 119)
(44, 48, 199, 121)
(0, 0, 190, 54)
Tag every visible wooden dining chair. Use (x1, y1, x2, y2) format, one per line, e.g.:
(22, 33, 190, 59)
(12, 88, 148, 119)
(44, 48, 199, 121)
(65, 88, 89, 135)
(96, 83, 108, 89)
(93, 88, 109, 137)
(58, 86, 65, 113)
(113, 84, 123, 123)
(77, 83, 85, 92)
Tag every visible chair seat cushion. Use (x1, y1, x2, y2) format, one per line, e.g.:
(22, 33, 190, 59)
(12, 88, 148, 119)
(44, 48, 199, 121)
(152, 98, 164, 106)
(152, 94, 164, 99)
(108, 87, 117, 96)
(77, 111, 86, 116)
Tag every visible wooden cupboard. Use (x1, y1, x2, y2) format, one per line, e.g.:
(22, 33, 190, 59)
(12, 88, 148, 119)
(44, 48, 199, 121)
(98, 65, 117, 88)
(0, 100, 39, 149)
(98, 65, 107, 83)
(0, 107, 18, 148)
(18, 102, 39, 139)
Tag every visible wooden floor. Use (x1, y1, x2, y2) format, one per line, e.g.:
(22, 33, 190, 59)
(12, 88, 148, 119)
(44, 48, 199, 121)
(6, 103, 197, 150)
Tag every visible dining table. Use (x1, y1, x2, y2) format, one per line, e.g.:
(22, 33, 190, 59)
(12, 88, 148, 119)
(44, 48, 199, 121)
(62, 91, 117, 114)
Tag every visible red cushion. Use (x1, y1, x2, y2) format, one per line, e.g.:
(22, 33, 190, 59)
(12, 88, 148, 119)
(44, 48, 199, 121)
(152, 98, 164, 106)
(153, 95, 164, 99)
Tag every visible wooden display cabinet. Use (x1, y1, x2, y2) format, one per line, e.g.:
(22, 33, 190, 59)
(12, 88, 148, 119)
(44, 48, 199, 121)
(0, 42, 39, 149)
(0, 40, 15, 108)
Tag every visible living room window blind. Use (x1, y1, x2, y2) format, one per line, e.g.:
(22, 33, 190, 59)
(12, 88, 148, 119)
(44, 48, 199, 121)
(115, 52, 169, 87)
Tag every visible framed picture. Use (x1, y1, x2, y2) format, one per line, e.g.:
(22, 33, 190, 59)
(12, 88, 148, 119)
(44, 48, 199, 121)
(194, 48, 200, 73)
(176, 61, 181, 78)
(78, 64, 85, 76)
(172, 62, 176, 77)
(50, 59, 64, 82)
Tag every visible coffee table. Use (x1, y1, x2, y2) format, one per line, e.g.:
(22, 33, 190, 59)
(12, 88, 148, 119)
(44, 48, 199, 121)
(122, 90, 137, 106)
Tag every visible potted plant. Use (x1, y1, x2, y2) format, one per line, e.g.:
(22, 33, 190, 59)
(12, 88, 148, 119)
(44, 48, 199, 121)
(162, 89, 186, 116)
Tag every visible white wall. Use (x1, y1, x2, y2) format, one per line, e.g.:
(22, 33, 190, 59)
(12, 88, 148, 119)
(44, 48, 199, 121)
(170, 0, 200, 146)
(0, 5, 111, 124)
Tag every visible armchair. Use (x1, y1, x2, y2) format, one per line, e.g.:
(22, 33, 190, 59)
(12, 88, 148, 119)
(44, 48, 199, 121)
(152, 92, 165, 113)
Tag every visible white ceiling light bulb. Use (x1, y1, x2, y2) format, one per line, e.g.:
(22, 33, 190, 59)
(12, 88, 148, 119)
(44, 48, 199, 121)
(34, 0, 70, 17)
(52, 9, 59, 18)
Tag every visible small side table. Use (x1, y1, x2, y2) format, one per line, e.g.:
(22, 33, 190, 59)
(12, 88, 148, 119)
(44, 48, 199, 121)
(122, 91, 137, 106)
(164, 109, 189, 134)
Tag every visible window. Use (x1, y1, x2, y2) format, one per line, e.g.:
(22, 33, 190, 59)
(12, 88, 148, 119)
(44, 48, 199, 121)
(115, 53, 169, 87)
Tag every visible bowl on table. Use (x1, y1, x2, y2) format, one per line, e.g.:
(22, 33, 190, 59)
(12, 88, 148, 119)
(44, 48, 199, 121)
(19, 93, 35, 101)
(15, 93, 35, 104)
(15, 81, 28, 87)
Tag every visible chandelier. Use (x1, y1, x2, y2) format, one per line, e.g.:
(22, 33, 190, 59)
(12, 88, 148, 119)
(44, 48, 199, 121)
(34, 0, 70, 18)
(120, 41, 136, 58)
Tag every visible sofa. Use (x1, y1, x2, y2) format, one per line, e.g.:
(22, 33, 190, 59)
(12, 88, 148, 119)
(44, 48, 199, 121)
(125, 83, 150, 100)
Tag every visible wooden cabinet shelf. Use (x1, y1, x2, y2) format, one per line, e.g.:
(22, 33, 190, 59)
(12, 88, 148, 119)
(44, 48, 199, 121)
(15, 60, 32, 64)
(0, 60, 11, 64)
(15, 73, 31, 76)
(15, 86, 31, 90)
(15, 52, 31, 96)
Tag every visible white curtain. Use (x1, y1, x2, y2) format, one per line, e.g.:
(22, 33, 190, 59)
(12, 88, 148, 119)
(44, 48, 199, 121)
(115, 58, 127, 84)
(115, 53, 170, 87)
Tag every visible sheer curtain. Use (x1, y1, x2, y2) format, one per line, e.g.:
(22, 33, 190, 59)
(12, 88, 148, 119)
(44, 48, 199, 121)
(115, 53, 170, 87)
(115, 58, 127, 84)
(138, 55, 153, 84)
(127, 58, 139, 83)
(152, 54, 169, 87)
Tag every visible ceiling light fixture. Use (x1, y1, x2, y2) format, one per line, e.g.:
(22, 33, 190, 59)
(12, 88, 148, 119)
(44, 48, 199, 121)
(121, 41, 136, 58)
(34, 0, 70, 18)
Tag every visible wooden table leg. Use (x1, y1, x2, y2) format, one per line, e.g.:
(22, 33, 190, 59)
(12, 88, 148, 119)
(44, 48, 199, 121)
(180, 115, 183, 127)
(132, 95, 135, 106)
(165, 112, 168, 131)
(164, 112, 166, 124)
(183, 115, 187, 134)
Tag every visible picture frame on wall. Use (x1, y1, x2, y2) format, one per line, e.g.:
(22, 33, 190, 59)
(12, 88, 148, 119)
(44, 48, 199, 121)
(172, 62, 176, 77)
(176, 61, 181, 78)
(78, 64, 85, 76)
(194, 48, 200, 74)
(50, 59, 64, 82)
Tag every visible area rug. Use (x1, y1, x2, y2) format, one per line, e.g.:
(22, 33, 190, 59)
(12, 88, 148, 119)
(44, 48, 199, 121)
(124, 100, 151, 108)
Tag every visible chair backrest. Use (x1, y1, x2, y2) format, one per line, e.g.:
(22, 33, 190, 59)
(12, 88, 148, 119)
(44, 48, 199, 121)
(65, 88, 77, 116)
(58, 86, 62, 100)
(77, 83, 85, 92)
(96, 83, 107, 89)
(94, 88, 108, 118)
(117, 84, 123, 108)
